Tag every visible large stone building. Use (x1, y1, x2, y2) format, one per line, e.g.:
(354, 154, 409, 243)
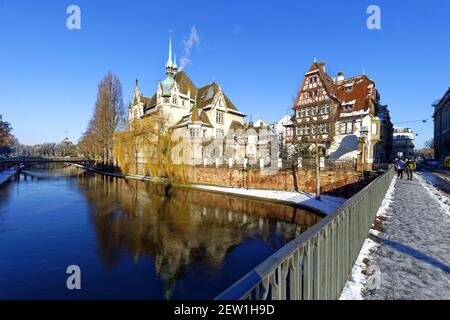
(433, 87, 450, 166)
(393, 128, 415, 159)
(128, 37, 246, 165)
(291, 61, 393, 165)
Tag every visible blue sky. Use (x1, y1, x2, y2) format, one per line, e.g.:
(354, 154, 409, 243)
(0, 0, 449, 147)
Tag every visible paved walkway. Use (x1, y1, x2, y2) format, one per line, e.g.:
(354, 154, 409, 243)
(363, 174, 450, 299)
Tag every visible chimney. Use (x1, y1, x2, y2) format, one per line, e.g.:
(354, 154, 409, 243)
(337, 71, 344, 82)
(318, 61, 326, 72)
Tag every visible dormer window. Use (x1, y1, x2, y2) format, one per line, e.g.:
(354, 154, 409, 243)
(343, 104, 352, 110)
(344, 83, 354, 92)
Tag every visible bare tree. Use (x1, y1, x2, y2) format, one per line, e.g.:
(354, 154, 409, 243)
(424, 138, 434, 150)
(80, 71, 125, 163)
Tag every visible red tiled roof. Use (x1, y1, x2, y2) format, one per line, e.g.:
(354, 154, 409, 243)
(334, 76, 375, 111)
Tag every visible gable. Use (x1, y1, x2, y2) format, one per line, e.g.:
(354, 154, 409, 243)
(294, 63, 337, 109)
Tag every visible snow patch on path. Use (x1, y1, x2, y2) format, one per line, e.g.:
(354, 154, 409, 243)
(339, 175, 396, 300)
(195, 185, 347, 214)
(415, 173, 450, 216)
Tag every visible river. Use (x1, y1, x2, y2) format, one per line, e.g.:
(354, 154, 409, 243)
(0, 164, 321, 299)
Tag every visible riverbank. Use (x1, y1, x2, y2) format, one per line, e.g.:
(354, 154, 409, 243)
(70, 163, 346, 215)
(0, 168, 16, 186)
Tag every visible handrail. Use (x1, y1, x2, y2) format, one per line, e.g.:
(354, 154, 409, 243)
(216, 166, 394, 300)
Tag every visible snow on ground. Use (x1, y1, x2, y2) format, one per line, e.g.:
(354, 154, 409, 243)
(344, 173, 450, 300)
(339, 175, 397, 300)
(415, 172, 450, 216)
(0, 168, 16, 186)
(195, 185, 347, 214)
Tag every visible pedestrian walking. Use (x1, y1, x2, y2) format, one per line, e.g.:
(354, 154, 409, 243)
(394, 158, 406, 179)
(405, 158, 416, 180)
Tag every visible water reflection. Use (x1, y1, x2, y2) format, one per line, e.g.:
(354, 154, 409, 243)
(0, 164, 321, 299)
(76, 173, 320, 298)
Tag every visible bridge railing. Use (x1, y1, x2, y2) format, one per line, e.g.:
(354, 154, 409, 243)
(215, 166, 394, 300)
(0, 157, 95, 163)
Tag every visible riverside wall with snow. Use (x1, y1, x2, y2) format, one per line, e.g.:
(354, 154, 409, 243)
(0, 168, 17, 186)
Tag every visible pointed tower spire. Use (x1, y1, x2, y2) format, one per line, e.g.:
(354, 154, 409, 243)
(166, 34, 173, 68)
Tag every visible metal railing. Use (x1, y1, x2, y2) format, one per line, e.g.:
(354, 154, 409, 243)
(216, 166, 394, 300)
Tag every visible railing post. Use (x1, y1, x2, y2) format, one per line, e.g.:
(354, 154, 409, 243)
(303, 241, 314, 300)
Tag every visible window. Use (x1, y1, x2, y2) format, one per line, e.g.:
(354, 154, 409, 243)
(311, 106, 317, 116)
(305, 125, 311, 135)
(296, 110, 301, 119)
(182, 100, 185, 107)
(306, 107, 311, 117)
(323, 122, 329, 133)
(216, 111, 224, 124)
(372, 123, 378, 135)
(344, 85, 353, 92)
(301, 109, 306, 117)
(172, 96, 177, 104)
(216, 129, 224, 138)
(346, 121, 353, 133)
(343, 104, 353, 110)
(296, 127, 302, 136)
(189, 128, 200, 137)
(134, 109, 138, 119)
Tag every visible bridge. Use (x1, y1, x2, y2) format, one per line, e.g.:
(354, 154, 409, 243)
(0, 156, 95, 169)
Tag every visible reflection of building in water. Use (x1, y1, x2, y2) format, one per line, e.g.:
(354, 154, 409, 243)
(77, 174, 320, 298)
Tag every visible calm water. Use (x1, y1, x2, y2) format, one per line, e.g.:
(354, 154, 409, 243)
(0, 164, 320, 299)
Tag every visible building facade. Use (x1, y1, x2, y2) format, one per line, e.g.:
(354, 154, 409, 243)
(128, 37, 246, 165)
(393, 128, 415, 159)
(291, 61, 393, 164)
(433, 87, 450, 166)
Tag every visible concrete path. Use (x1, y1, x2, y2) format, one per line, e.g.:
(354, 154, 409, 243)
(363, 174, 450, 299)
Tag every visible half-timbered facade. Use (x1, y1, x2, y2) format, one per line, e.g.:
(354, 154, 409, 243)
(292, 61, 393, 164)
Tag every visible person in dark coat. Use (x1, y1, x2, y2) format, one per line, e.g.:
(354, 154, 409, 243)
(394, 158, 406, 179)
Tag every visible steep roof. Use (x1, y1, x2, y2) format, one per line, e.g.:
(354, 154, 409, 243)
(196, 82, 238, 111)
(172, 107, 213, 128)
(174, 71, 197, 96)
(196, 82, 218, 109)
(334, 76, 375, 112)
